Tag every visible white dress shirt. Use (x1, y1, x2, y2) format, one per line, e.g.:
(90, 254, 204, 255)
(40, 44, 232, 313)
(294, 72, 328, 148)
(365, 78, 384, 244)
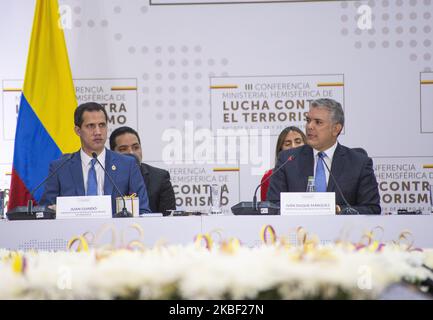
(81, 149, 106, 195)
(312, 142, 338, 187)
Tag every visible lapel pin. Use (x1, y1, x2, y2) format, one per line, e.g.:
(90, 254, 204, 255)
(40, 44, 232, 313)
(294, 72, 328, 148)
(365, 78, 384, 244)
(112, 165, 116, 171)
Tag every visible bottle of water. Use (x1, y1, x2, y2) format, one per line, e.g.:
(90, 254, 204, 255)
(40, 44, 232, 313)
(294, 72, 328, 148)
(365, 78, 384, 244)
(306, 176, 315, 192)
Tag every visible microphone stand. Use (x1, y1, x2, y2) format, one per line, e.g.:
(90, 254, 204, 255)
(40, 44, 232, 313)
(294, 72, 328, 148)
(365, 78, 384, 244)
(26, 199, 33, 215)
(91, 152, 132, 218)
(6, 154, 74, 220)
(27, 154, 73, 215)
(231, 152, 296, 215)
(253, 187, 260, 212)
(253, 152, 297, 211)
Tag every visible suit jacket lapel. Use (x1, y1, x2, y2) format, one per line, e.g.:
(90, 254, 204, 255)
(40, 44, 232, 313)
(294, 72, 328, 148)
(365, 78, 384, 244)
(300, 145, 314, 191)
(70, 151, 85, 196)
(328, 143, 345, 192)
(104, 149, 115, 195)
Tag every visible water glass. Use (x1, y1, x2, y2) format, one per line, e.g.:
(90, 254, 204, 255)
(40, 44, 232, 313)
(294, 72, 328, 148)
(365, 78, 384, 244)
(210, 184, 222, 215)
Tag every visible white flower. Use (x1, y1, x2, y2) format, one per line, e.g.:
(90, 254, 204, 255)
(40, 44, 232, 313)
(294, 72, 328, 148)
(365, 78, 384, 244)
(0, 243, 431, 299)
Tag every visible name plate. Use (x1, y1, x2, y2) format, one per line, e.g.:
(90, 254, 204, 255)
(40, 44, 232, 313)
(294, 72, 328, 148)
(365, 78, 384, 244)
(56, 195, 112, 219)
(280, 192, 336, 215)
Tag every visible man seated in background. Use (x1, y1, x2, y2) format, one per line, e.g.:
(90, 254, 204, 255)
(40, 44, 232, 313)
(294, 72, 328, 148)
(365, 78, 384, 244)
(109, 126, 176, 215)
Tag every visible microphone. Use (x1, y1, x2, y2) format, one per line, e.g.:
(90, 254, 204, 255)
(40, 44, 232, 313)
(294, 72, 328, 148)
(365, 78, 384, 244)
(318, 152, 359, 215)
(231, 153, 295, 215)
(252, 154, 296, 211)
(27, 153, 74, 213)
(91, 152, 132, 218)
(7, 153, 74, 220)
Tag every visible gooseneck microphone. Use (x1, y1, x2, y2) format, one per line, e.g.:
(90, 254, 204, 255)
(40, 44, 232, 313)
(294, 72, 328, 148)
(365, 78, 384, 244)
(6, 153, 74, 220)
(91, 152, 132, 218)
(252, 154, 296, 211)
(231, 152, 295, 215)
(318, 152, 359, 215)
(27, 153, 74, 214)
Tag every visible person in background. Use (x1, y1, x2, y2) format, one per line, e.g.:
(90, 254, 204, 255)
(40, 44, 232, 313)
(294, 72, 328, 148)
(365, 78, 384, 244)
(260, 126, 306, 201)
(109, 126, 176, 215)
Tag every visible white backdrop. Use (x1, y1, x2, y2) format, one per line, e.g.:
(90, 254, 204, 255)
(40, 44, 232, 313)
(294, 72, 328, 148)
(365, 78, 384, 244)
(0, 0, 432, 214)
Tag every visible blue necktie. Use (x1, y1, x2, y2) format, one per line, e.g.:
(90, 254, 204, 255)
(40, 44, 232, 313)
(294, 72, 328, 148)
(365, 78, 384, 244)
(315, 152, 327, 192)
(87, 158, 98, 196)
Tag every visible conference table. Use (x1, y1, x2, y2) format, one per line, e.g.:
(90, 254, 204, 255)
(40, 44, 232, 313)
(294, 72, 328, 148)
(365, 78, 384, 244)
(1, 214, 432, 251)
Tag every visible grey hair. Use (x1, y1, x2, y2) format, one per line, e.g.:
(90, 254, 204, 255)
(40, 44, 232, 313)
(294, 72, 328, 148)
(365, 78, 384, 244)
(310, 98, 345, 128)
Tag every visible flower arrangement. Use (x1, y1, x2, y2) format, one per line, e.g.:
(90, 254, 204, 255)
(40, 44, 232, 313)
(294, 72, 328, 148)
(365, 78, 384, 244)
(0, 224, 432, 300)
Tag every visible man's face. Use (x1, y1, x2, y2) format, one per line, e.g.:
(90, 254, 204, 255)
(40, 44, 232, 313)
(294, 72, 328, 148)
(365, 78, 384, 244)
(74, 110, 107, 155)
(114, 133, 143, 163)
(305, 107, 342, 151)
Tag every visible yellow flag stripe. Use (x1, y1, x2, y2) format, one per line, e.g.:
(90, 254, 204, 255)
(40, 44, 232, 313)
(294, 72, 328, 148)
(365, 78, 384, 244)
(23, 0, 79, 153)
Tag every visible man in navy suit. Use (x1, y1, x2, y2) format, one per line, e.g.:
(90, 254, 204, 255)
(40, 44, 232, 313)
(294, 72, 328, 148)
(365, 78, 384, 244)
(267, 98, 381, 215)
(40, 102, 151, 216)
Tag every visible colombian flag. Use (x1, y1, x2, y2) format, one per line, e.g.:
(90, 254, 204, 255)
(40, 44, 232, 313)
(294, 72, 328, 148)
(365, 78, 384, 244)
(8, 0, 80, 210)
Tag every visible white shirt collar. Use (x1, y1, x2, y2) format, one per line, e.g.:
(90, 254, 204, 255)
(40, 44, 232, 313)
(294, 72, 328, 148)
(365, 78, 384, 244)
(313, 141, 338, 161)
(80, 148, 106, 166)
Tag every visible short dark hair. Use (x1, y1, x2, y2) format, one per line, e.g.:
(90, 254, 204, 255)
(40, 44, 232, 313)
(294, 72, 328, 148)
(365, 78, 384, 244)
(74, 102, 108, 127)
(109, 126, 141, 150)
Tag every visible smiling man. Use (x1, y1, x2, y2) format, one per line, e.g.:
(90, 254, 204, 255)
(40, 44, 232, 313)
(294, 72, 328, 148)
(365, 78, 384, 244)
(267, 98, 381, 215)
(40, 102, 151, 216)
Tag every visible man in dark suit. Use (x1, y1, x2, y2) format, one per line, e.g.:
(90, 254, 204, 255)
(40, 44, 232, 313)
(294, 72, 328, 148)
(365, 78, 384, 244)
(109, 126, 176, 215)
(267, 98, 381, 215)
(40, 102, 151, 216)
